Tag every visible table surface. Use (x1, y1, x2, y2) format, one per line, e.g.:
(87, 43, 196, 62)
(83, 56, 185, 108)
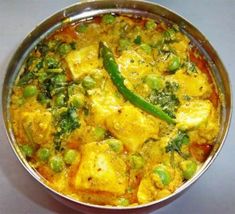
(0, 0, 234, 214)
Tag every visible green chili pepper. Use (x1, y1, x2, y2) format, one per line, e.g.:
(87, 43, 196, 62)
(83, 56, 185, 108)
(99, 42, 175, 124)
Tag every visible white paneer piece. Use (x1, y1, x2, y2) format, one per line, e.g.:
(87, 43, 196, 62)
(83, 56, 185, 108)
(90, 91, 122, 126)
(137, 177, 156, 204)
(106, 105, 159, 152)
(176, 100, 212, 130)
(117, 50, 153, 81)
(166, 69, 212, 98)
(74, 142, 127, 195)
(21, 110, 53, 144)
(65, 45, 100, 80)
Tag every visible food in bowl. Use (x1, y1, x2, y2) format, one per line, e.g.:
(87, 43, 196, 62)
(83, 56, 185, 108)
(10, 14, 220, 206)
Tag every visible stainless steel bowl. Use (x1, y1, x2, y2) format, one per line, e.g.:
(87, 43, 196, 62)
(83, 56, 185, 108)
(2, 0, 232, 213)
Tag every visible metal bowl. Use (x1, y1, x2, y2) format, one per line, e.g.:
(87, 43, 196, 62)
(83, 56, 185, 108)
(2, 0, 232, 213)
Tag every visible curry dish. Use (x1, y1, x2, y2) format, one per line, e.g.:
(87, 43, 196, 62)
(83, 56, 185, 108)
(10, 14, 220, 206)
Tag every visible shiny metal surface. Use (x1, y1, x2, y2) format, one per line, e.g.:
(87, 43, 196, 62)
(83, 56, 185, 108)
(2, 0, 232, 213)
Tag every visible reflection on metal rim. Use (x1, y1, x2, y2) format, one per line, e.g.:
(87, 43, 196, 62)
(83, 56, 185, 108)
(2, 0, 232, 213)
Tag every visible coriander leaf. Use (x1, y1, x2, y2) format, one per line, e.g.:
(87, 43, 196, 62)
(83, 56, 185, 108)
(166, 131, 189, 159)
(54, 107, 80, 150)
(149, 81, 180, 117)
(18, 72, 35, 86)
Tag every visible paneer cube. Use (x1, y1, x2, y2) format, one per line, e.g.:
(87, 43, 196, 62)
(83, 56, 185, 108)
(117, 50, 153, 83)
(137, 177, 156, 204)
(106, 105, 159, 152)
(90, 91, 123, 126)
(65, 45, 100, 80)
(21, 110, 53, 144)
(167, 69, 212, 98)
(176, 100, 212, 130)
(198, 104, 220, 141)
(74, 142, 127, 195)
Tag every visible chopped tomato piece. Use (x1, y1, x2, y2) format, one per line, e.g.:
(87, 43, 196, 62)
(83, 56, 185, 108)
(190, 143, 213, 162)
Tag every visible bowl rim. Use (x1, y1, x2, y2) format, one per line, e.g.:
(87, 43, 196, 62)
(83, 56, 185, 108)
(2, 0, 233, 211)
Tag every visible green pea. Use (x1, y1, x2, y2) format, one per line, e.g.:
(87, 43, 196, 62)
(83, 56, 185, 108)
(180, 160, 197, 180)
(70, 94, 84, 108)
(75, 23, 88, 33)
(102, 14, 116, 24)
(82, 76, 96, 89)
(134, 35, 142, 45)
(37, 148, 50, 161)
(52, 74, 67, 86)
(119, 39, 131, 51)
(105, 139, 123, 153)
(144, 74, 163, 90)
(117, 198, 129, 206)
(153, 165, 171, 185)
(23, 85, 37, 98)
(64, 149, 78, 165)
(130, 154, 145, 169)
(145, 20, 157, 30)
(94, 126, 106, 141)
(49, 156, 65, 173)
(21, 144, 33, 157)
(55, 94, 65, 107)
(168, 55, 180, 72)
(140, 43, 152, 54)
(58, 43, 71, 55)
